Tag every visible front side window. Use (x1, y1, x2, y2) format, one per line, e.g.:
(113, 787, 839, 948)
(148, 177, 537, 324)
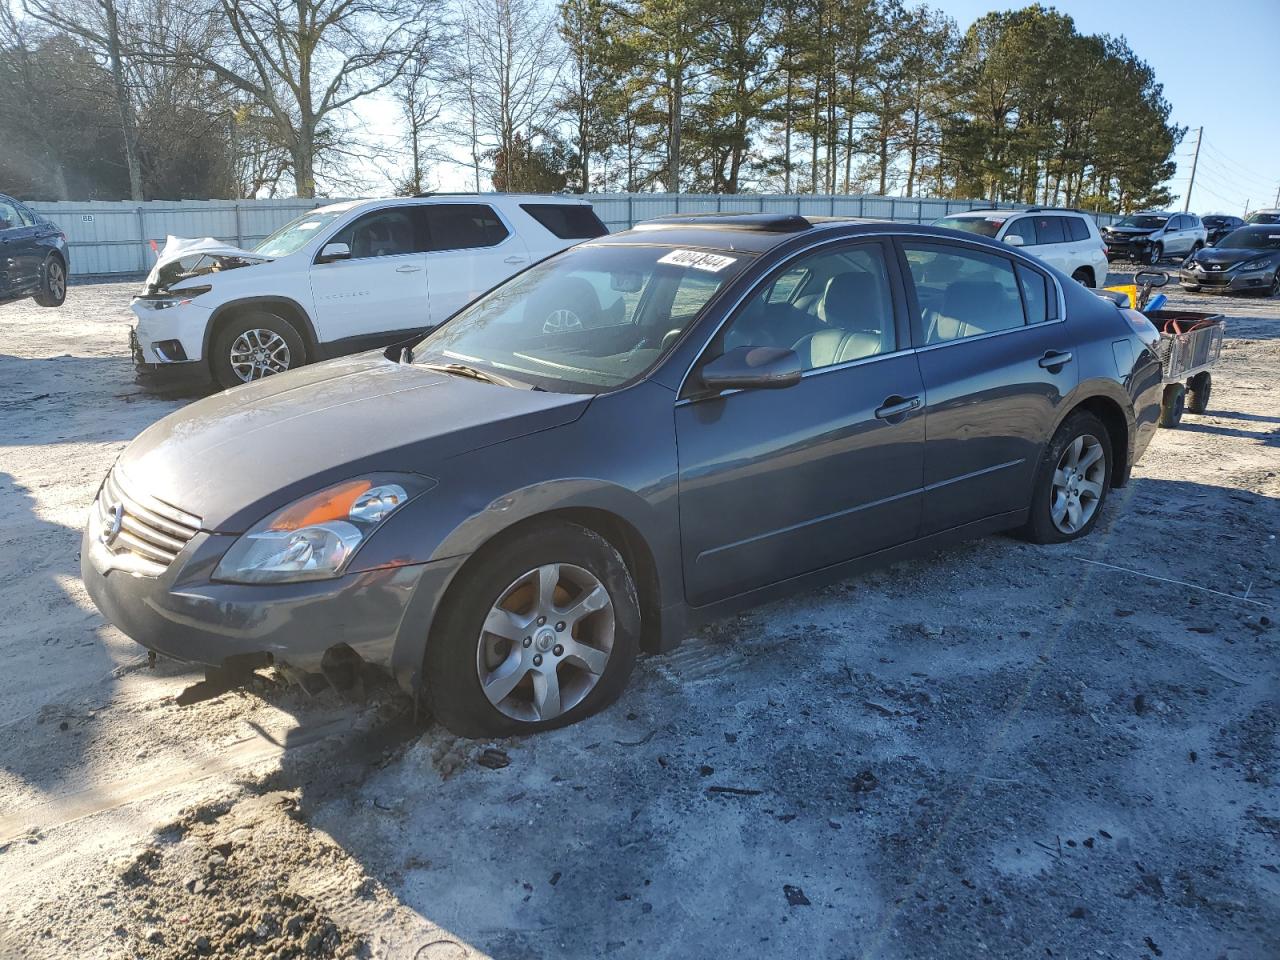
(903, 243, 1025, 345)
(329, 208, 425, 259)
(425, 203, 509, 250)
(0, 199, 20, 231)
(413, 243, 753, 392)
(1003, 217, 1037, 245)
(719, 243, 897, 371)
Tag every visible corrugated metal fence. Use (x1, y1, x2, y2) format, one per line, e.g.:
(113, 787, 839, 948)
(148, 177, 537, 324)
(28, 194, 1121, 277)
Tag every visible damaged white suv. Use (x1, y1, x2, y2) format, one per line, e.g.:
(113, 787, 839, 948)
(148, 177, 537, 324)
(130, 195, 608, 390)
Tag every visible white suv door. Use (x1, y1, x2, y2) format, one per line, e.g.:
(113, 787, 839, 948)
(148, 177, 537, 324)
(421, 203, 530, 325)
(309, 206, 430, 344)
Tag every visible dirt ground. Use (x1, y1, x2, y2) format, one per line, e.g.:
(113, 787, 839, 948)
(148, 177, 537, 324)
(0, 271, 1276, 960)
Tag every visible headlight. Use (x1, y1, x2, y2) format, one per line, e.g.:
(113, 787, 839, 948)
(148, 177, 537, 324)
(213, 473, 433, 583)
(146, 285, 212, 309)
(1238, 257, 1273, 272)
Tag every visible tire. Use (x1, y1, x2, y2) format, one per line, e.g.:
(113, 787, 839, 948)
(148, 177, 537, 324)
(526, 278, 599, 334)
(1266, 271, 1280, 299)
(423, 521, 641, 738)
(1147, 243, 1163, 266)
(1183, 285, 1201, 293)
(210, 310, 306, 389)
(1071, 267, 1095, 288)
(33, 255, 66, 307)
(1186, 372, 1211, 414)
(1158, 382, 1185, 428)
(1022, 410, 1112, 545)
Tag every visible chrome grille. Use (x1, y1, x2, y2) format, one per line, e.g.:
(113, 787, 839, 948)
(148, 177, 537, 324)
(96, 470, 201, 572)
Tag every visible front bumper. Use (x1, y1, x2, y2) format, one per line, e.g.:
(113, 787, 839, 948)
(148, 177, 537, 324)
(1179, 266, 1275, 292)
(130, 327, 213, 390)
(1103, 236, 1155, 259)
(82, 508, 462, 686)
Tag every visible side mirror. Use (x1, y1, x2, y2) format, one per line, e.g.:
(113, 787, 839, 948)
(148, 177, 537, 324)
(700, 345, 802, 392)
(317, 241, 351, 263)
(1003, 234, 1024, 247)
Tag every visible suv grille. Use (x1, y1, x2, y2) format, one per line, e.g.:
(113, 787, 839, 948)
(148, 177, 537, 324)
(96, 470, 201, 572)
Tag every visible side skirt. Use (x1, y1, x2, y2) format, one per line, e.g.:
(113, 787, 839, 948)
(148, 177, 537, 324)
(653, 508, 1029, 652)
(319, 327, 431, 360)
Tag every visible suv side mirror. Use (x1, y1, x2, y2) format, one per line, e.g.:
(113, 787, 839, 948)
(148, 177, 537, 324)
(1003, 234, 1025, 247)
(317, 241, 351, 263)
(700, 346, 802, 392)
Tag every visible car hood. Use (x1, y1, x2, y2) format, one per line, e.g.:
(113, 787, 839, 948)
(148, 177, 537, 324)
(142, 236, 274, 295)
(1192, 246, 1277, 267)
(115, 353, 591, 532)
(1103, 226, 1160, 237)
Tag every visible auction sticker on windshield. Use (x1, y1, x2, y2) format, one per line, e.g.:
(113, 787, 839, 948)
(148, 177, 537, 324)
(658, 249, 738, 272)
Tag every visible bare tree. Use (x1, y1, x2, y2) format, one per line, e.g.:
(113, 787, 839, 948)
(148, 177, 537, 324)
(446, 0, 564, 192)
(391, 10, 449, 196)
(141, 0, 435, 197)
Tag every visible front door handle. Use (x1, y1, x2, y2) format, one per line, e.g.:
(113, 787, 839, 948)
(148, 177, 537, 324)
(395, 264, 423, 274)
(874, 395, 921, 421)
(503, 255, 527, 265)
(1038, 350, 1073, 370)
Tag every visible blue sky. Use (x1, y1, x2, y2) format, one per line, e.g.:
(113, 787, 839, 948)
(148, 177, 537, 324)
(936, 0, 1280, 214)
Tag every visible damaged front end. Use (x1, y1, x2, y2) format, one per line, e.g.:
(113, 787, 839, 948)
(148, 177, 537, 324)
(140, 235, 273, 298)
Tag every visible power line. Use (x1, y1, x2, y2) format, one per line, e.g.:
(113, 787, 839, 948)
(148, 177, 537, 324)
(1199, 140, 1279, 190)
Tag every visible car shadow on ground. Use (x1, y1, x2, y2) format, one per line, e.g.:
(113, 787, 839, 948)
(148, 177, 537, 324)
(247, 475, 1279, 960)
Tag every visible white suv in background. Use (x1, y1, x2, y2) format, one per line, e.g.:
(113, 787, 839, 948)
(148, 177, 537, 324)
(933, 208, 1110, 288)
(130, 194, 608, 390)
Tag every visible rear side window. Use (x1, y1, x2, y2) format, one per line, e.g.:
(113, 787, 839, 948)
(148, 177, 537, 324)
(903, 243, 1025, 345)
(1016, 263, 1054, 323)
(1066, 217, 1090, 242)
(520, 203, 608, 240)
(1032, 216, 1067, 244)
(425, 203, 509, 250)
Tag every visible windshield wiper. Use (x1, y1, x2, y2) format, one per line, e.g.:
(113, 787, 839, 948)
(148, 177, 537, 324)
(422, 361, 513, 387)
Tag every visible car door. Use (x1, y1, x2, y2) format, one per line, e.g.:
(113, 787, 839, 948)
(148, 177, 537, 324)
(0, 197, 41, 295)
(309, 205, 431, 346)
(1028, 215, 1069, 271)
(898, 240, 1078, 535)
(674, 238, 927, 606)
(422, 203, 530, 325)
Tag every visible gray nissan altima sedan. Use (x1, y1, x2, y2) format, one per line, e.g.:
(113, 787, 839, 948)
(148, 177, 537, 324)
(83, 214, 1165, 737)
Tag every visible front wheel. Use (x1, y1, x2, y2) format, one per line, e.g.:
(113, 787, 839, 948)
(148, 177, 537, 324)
(1022, 411, 1112, 544)
(423, 522, 641, 738)
(210, 311, 305, 389)
(33, 256, 66, 307)
(1147, 243, 1164, 266)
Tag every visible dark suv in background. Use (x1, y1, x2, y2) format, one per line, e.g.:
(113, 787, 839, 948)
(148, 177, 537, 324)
(1202, 215, 1245, 246)
(0, 194, 69, 307)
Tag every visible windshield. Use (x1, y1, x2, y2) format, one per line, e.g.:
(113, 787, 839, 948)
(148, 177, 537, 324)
(1218, 227, 1280, 251)
(934, 215, 1005, 238)
(1115, 215, 1168, 229)
(413, 243, 754, 392)
(1246, 212, 1280, 224)
(253, 209, 346, 257)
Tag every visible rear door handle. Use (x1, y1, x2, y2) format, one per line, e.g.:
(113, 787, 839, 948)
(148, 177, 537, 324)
(503, 255, 527, 265)
(874, 395, 921, 420)
(1038, 350, 1073, 369)
(395, 264, 422, 274)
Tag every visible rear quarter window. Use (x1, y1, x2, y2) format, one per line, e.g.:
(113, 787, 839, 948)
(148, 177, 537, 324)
(520, 203, 609, 240)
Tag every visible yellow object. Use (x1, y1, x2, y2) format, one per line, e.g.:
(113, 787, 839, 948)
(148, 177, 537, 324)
(1104, 284, 1138, 309)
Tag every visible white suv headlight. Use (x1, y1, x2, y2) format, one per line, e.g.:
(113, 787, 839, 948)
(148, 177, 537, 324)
(213, 473, 433, 583)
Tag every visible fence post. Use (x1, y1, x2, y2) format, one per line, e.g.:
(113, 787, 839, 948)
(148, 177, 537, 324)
(234, 201, 243, 247)
(135, 206, 147, 273)
(627, 194, 633, 229)
(890, 199, 896, 222)
(830, 194, 835, 217)
(859, 196, 865, 217)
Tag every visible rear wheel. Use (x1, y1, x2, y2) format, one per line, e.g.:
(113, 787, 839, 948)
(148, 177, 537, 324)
(1158, 382, 1186, 428)
(1022, 411, 1112, 544)
(210, 311, 305, 389)
(1071, 267, 1095, 288)
(423, 522, 641, 738)
(33, 256, 66, 307)
(1186, 372, 1211, 414)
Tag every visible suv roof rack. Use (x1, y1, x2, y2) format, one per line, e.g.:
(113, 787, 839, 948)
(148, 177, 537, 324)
(1024, 206, 1091, 214)
(636, 213, 813, 233)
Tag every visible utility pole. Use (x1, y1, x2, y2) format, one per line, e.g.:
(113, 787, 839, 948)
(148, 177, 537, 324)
(1274, 183, 1280, 207)
(1183, 126, 1202, 213)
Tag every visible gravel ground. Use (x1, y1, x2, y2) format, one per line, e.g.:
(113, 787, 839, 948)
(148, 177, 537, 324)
(0, 271, 1277, 960)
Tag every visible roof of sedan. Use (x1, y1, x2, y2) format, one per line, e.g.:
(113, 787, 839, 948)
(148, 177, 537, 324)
(592, 213, 959, 253)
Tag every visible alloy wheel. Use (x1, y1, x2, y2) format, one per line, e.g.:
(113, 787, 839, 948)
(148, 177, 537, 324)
(229, 328, 292, 382)
(1050, 433, 1106, 535)
(476, 562, 614, 723)
(542, 308, 583, 334)
(48, 261, 65, 300)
